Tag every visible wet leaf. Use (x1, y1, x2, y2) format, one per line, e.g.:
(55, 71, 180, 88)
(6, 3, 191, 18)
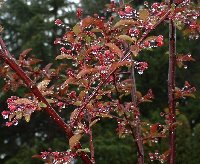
(19, 49, 32, 61)
(38, 102, 47, 108)
(76, 148, 90, 153)
(184, 93, 196, 98)
(9, 113, 15, 122)
(70, 109, 79, 121)
(96, 95, 102, 100)
(79, 91, 86, 101)
(28, 58, 42, 65)
(130, 45, 140, 56)
(0, 25, 4, 33)
(56, 54, 74, 60)
(24, 115, 31, 122)
(73, 101, 82, 106)
(73, 23, 81, 35)
(37, 80, 50, 91)
(176, 54, 195, 68)
(106, 43, 123, 58)
(64, 31, 75, 42)
(139, 9, 149, 21)
(97, 113, 113, 118)
(110, 61, 131, 71)
(91, 28, 103, 33)
(69, 133, 83, 149)
(61, 77, 76, 90)
(136, 91, 142, 99)
(118, 104, 125, 116)
(77, 67, 98, 78)
(118, 35, 137, 43)
(16, 112, 22, 119)
(81, 16, 94, 28)
(89, 118, 100, 128)
(150, 124, 158, 134)
(86, 103, 93, 111)
(93, 18, 104, 29)
(114, 19, 138, 29)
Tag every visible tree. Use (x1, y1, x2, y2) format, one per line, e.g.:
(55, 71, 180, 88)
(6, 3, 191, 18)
(0, 0, 199, 164)
(0, 0, 77, 62)
(191, 123, 200, 164)
(176, 114, 192, 164)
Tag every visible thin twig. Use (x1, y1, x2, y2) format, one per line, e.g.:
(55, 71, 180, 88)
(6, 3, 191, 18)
(88, 115, 95, 164)
(130, 60, 144, 164)
(113, 72, 143, 163)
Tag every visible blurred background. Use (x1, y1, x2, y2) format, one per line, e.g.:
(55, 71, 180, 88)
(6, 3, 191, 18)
(0, 0, 200, 163)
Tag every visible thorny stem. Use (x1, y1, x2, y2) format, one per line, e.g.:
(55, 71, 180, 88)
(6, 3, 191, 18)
(168, 1, 176, 164)
(130, 61, 144, 164)
(0, 37, 92, 164)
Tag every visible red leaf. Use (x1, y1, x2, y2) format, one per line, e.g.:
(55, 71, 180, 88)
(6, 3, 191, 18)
(150, 124, 159, 134)
(106, 43, 122, 58)
(19, 48, 32, 61)
(69, 133, 83, 149)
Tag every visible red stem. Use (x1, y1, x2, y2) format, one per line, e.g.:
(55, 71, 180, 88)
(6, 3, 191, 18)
(168, 1, 176, 164)
(0, 37, 92, 164)
(130, 63, 144, 164)
(88, 116, 95, 164)
(113, 73, 141, 157)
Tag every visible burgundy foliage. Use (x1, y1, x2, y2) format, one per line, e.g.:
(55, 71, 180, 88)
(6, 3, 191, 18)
(0, 0, 199, 163)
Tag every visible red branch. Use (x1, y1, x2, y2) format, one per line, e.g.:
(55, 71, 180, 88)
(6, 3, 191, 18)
(0, 37, 92, 164)
(130, 62, 144, 164)
(113, 72, 144, 163)
(88, 116, 95, 163)
(168, 1, 177, 164)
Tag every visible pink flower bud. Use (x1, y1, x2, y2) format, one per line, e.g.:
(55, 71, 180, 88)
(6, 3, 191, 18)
(9, 105, 16, 111)
(55, 19, 63, 26)
(54, 38, 61, 45)
(60, 47, 68, 53)
(76, 8, 83, 19)
(2, 111, 10, 119)
(125, 6, 133, 14)
(57, 102, 64, 107)
(6, 122, 13, 127)
(144, 41, 150, 47)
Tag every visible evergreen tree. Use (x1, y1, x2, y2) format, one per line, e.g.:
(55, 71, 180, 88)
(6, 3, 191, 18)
(191, 123, 200, 164)
(0, 0, 77, 62)
(176, 114, 192, 164)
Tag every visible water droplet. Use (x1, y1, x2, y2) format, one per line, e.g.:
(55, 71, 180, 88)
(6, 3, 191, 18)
(14, 121, 18, 126)
(138, 70, 143, 74)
